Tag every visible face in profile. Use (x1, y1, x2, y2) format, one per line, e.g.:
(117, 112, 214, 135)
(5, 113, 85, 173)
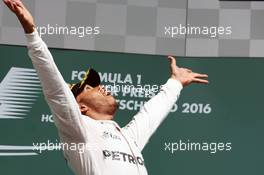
(77, 84, 118, 117)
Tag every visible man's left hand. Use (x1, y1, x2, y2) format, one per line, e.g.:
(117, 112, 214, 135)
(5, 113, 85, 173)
(168, 56, 209, 87)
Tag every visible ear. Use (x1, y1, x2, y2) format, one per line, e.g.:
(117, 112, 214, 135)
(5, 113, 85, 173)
(79, 103, 89, 114)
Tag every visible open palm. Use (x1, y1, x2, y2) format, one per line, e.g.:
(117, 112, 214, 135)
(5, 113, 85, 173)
(168, 56, 208, 87)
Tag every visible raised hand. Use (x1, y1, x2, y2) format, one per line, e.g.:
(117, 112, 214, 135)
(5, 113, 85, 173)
(3, 0, 23, 15)
(3, 0, 35, 33)
(168, 56, 208, 87)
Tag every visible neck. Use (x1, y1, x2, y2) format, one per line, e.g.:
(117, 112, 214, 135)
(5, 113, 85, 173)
(84, 110, 114, 120)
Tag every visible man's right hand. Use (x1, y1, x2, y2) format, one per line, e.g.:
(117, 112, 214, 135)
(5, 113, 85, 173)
(3, 0, 35, 33)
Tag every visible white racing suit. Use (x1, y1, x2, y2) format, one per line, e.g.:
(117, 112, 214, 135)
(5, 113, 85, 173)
(26, 31, 183, 175)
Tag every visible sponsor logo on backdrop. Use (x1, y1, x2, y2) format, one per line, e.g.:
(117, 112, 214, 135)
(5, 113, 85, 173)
(0, 145, 38, 156)
(0, 67, 41, 119)
(0, 67, 42, 156)
(0, 144, 62, 156)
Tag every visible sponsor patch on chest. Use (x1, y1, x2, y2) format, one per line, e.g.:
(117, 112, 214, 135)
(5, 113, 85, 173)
(102, 131, 122, 141)
(103, 150, 145, 166)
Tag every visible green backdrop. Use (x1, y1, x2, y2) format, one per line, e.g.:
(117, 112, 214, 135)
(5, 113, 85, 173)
(0, 44, 264, 175)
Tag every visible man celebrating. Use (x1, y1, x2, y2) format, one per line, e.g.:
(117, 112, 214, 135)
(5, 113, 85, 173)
(3, 0, 208, 175)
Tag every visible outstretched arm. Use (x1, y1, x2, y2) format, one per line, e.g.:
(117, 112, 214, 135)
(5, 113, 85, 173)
(122, 56, 208, 151)
(3, 0, 87, 142)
